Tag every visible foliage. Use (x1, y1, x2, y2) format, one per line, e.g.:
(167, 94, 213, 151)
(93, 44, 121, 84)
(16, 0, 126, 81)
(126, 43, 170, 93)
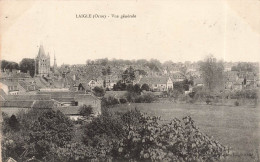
(92, 86, 105, 97)
(125, 91, 156, 103)
(122, 66, 135, 83)
(2, 109, 74, 161)
(141, 83, 150, 91)
(231, 62, 257, 73)
(79, 105, 93, 117)
(2, 108, 230, 162)
(102, 96, 120, 107)
(19, 58, 35, 77)
(234, 101, 240, 106)
(8, 115, 20, 132)
(80, 109, 230, 162)
(113, 80, 126, 91)
(199, 56, 224, 93)
(0, 60, 19, 71)
(230, 89, 258, 99)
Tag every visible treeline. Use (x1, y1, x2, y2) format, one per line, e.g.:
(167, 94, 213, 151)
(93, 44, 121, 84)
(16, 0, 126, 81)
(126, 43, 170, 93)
(2, 108, 230, 162)
(0, 59, 35, 77)
(86, 58, 164, 72)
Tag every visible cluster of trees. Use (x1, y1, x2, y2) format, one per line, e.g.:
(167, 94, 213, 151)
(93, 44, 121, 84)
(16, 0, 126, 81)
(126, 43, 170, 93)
(122, 66, 136, 83)
(2, 108, 230, 161)
(0, 60, 19, 72)
(231, 62, 258, 73)
(0, 58, 35, 77)
(103, 83, 157, 106)
(2, 110, 74, 161)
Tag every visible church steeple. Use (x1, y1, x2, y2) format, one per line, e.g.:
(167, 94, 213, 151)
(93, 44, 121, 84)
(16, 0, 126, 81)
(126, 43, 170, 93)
(37, 44, 46, 58)
(35, 43, 51, 77)
(53, 53, 57, 73)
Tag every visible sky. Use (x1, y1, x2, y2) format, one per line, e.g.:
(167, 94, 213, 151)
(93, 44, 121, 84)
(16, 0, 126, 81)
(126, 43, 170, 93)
(0, 0, 260, 66)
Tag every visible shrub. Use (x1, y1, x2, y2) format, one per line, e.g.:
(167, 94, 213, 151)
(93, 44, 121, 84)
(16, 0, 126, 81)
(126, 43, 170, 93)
(93, 86, 105, 97)
(234, 100, 239, 106)
(2, 109, 74, 161)
(80, 110, 230, 162)
(119, 98, 127, 104)
(79, 105, 93, 117)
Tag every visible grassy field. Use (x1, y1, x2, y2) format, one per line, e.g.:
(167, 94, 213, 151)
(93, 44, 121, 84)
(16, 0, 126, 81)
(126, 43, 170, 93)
(110, 102, 260, 162)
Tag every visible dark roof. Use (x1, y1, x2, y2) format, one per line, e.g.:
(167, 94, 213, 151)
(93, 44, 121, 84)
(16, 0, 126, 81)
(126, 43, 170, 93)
(139, 77, 169, 85)
(54, 106, 81, 115)
(37, 44, 48, 58)
(0, 101, 34, 108)
(74, 94, 99, 101)
(38, 91, 85, 98)
(0, 80, 18, 86)
(4, 94, 51, 101)
(32, 100, 56, 109)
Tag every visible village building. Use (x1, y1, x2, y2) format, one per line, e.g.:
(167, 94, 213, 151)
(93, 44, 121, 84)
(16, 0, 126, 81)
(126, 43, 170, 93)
(35, 44, 51, 77)
(138, 77, 173, 91)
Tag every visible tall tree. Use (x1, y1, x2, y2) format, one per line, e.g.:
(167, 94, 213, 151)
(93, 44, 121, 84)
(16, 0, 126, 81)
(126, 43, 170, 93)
(199, 56, 224, 93)
(19, 58, 35, 77)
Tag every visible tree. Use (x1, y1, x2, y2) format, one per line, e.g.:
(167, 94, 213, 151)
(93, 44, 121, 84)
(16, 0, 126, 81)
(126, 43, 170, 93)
(199, 56, 224, 93)
(79, 105, 93, 117)
(19, 58, 35, 77)
(0, 60, 19, 71)
(126, 84, 134, 92)
(141, 83, 150, 91)
(93, 86, 105, 97)
(122, 66, 135, 83)
(2, 109, 74, 161)
(107, 66, 112, 75)
(133, 84, 141, 94)
(8, 115, 20, 132)
(113, 80, 126, 91)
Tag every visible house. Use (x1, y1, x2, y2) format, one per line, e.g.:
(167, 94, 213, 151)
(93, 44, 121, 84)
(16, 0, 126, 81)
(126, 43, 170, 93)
(74, 94, 101, 116)
(138, 77, 173, 91)
(0, 80, 25, 95)
(233, 80, 244, 90)
(88, 77, 104, 89)
(105, 75, 120, 90)
(171, 72, 185, 82)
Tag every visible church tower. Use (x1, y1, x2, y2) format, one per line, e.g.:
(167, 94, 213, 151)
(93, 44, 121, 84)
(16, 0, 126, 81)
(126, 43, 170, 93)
(53, 53, 57, 73)
(35, 44, 50, 77)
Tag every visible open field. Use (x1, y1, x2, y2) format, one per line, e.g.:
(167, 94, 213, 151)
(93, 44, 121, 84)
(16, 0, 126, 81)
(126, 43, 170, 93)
(110, 103, 260, 162)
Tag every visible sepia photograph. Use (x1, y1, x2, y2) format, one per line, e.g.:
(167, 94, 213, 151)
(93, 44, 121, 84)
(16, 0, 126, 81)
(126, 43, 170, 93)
(0, 0, 259, 162)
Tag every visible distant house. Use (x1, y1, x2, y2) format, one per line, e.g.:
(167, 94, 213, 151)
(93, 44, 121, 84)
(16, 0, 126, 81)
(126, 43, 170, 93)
(233, 79, 244, 90)
(0, 80, 25, 95)
(88, 77, 104, 89)
(105, 75, 120, 90)
(171, 73, 185, 82)
(139, 77, 173, 91)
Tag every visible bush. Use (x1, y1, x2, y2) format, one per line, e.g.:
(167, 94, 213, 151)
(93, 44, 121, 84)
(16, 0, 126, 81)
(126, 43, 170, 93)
(234, 100, 240, 106)
(102, 96, 119, 107)
(119, 98, 127, 104)
(80, 110, 230, 162)
(79, 105, 93, 117)
(125, 92, 156, 103)
(93, 86, 105, 97)
(2, 109, 74, 161)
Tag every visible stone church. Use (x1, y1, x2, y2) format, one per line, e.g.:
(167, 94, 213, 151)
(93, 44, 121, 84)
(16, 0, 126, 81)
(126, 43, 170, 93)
(35, 44, 57, 77)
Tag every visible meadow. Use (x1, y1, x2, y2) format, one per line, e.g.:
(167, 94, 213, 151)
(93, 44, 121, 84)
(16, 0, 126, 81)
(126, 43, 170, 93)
(110, 102, 260, 162)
